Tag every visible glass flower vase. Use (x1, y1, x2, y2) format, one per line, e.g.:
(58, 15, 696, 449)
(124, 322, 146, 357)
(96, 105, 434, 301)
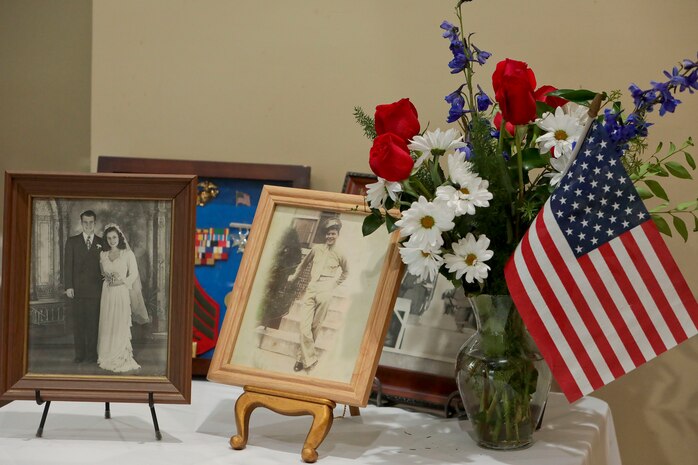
(455, 294, 551, 450)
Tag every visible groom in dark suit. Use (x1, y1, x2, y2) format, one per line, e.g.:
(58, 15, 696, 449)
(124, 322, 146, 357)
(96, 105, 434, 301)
(64, 210, 104, 363)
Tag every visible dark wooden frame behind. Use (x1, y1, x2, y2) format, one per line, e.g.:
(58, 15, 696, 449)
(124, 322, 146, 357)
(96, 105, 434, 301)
(1, 171, 196, 403)
(341, 171, 459, 409)
(97, 156, 311, 376)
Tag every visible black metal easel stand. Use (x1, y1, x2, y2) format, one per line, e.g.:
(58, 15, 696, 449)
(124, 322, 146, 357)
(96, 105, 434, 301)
(34, 390, 161, 440)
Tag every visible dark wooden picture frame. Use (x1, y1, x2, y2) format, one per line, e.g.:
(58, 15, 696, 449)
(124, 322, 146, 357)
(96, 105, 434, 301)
(1, 171, 196, 403)
(97, 156, 311, 376)
(342, 171, 462, 409)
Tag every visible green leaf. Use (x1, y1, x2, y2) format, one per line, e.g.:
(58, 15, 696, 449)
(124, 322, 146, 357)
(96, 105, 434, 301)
(673, 216, 688, 241)
(385, 213, 398, 233)
(651, 214, 672, 237)
(694, 215, 698, 232)
(684, 151, 696, 170)
(536, 101, 554, 117)
(655, 141, 663, 154)
(644, 179, 669, 201)
(362, 213, 384, 236)
(665, 161, 692, 179)
(547, 89, 598, 103)
(669, 142, 677, 154)
(636, 186, 653, 200)
(430, 158, 443, 188)
(676, 200, 697, 211)
(520, 148, 548, 170)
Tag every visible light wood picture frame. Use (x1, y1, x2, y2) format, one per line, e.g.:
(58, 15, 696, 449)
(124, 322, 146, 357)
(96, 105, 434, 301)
(207, 186, 402, 406)
(1, 171, 196, 403)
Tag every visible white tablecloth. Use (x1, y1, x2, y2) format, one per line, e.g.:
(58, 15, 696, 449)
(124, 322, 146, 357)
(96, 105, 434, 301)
(0, 380, 621, 465)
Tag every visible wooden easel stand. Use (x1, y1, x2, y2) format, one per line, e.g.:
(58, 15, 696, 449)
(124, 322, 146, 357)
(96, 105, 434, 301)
(232, 385, 358, 463)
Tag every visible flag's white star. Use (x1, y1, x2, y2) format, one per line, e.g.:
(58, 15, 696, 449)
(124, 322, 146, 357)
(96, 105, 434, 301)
(622, 220, 630, 228)
(559, 197, 567, 204)
(606, 171, 614, 180)
(588, 136, 595, 143)
(577, 232, 586, 240)
(597, 211, 605, 218)
(566, 228, 574, 235)
(609, 158, 616, 166)
(581, 219, 589, 227)
(600, 140, 608, 148)
(568, 215, 576, 222)
(615, 189, 624, 197)
(593, 224, 602, 232)
(612, 202, 620, 210)
(590, 180, 598, 188)
(609, 215, 617, 223)
(578, 174, 586, 183)
(628, 194, 636, 201)
(606, 228, 614, 236)
(600, 198, 608, 206)
(556, 210, 564, 218)
(575, 189, 582, 197)
(572, 201, 580, 209)
(576, 245, 583, 254)
(618, 177, 627, 184)
(596, 154, 604, 161)
(638, 211, 646, 219)
(563, 184, 570, 192)
(585, 149, 592, 156)
(602, 185, 611, 193)
(587, 193, 596, 201)
(581, 162, 589, 170)
(625, 207, 633, 215)
(593, 167, 601, 175)
(584, 206, 592, 214)
(590, 237, 599, 245)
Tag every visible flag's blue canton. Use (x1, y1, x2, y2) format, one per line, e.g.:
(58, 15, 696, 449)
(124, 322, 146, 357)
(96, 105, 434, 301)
(550, 122, 649, 258)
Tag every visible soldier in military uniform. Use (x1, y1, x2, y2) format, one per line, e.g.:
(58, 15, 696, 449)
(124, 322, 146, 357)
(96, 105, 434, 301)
(287, 218, 349, 372)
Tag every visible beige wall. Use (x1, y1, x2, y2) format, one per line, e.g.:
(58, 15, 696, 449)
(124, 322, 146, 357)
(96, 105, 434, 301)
(1, 0, 696, 463)
(0, 0, 92, 235)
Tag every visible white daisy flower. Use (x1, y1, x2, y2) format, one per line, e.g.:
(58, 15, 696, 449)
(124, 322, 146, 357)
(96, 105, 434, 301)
(365, 177, 403, 209)
(535, 106, 585, 158)
(394, 196, 454, 248)
(409, 128, 467, 169)
(444, 233, 494, 283)
(446, 151, 477, 186)
(435, 177, 493, 216)
(563, 102, 590, 126)
(544, 150, 574, 187)
(399, 237, 444, 282)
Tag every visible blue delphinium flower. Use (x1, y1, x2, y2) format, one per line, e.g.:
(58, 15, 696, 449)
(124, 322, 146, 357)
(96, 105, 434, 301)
(472, 44, 491, 66)
(651, 81, 682, 116)
(476, 85, 492, 111)
(457, 144, 474, 161)
(445, 85, 468, 123)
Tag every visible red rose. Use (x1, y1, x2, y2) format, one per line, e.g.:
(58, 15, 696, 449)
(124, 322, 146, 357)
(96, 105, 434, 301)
(374, 98, 420, 141)
(491, 59, 537, 125)
(534, 85, 568, 109)
(493, 112, 515, 137)
(369, 133, 414, 181)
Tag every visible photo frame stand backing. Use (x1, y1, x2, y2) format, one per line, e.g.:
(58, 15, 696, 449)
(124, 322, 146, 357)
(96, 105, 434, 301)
(231, 385, 359, 463)
(32, 390, 163, 440)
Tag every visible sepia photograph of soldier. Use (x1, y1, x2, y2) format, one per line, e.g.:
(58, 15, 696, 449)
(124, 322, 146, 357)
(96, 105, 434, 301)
(230, 205, 391, 384)
(287, 218, 348, 372)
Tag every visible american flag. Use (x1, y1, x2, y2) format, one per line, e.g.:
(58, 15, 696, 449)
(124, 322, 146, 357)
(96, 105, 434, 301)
(505, 120, 698, 402)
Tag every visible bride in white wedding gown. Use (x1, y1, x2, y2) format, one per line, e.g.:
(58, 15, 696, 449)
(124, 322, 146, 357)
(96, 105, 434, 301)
(97, 224, 145, 373)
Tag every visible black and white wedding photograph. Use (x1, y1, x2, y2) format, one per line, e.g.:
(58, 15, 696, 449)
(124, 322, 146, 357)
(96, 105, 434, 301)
(28, 197, 172, 377)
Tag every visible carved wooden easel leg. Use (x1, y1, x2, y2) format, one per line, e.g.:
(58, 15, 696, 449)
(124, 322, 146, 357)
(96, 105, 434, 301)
(230, 386, 337, 463)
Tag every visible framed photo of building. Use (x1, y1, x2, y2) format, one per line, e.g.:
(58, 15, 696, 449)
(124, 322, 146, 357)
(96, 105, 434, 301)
(342, 171, 475, 408)
(97, 156, 311, 376)
(207, 186, 402, 406)
(0, 171, 196, 403)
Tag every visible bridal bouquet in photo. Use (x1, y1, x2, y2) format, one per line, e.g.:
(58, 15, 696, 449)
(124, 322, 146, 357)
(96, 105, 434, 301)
(355, 0, 697, 450)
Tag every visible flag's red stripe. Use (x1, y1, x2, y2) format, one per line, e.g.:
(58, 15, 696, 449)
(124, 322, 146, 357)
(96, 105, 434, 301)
(641, 222, 698, 326)
(577, 254, 645, 368)
(598, 241, 667, 354)
(520, 225, 605, 391)
(619, 230, 686, 342)
(536, 215, 624, 379)
(505, 253, 583, 402)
